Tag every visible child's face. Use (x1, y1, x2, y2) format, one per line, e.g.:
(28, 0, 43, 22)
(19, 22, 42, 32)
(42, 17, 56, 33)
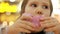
(25, 0, 51, 17)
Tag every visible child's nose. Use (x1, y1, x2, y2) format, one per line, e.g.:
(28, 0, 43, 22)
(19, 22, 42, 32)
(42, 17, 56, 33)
(36, 11, 43, 15)
(35, 7, 43, 15)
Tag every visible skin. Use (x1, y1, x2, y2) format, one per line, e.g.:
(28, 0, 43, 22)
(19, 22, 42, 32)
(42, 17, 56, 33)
(3, 0, 60, 34)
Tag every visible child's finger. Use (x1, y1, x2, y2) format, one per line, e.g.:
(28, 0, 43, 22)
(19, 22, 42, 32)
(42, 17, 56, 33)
(42, 21, 57, 28)
(20, 20, 36, 28)
(15, 18, 36, 28)
(40, 17, 51, 21)
(39, 17, 51, 24)
(18, 21, 44, 32)
(44, 24, 60, 32)
(44, 26, 55, 32)
(14, 19, 36, 31)
(7, 26, 31, 34)
(41, 17, 58, 28)
(17, 22, 35, 31)
(20, 14, 32, 21)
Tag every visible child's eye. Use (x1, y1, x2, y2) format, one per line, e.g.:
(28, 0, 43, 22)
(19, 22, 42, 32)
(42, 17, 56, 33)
(42, 5, 48, 9)
(31, 4, 37, 7)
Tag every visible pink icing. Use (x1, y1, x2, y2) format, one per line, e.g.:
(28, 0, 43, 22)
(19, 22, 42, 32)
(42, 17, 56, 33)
(22, 13, 44, 27)
(32, 15, 43, 27)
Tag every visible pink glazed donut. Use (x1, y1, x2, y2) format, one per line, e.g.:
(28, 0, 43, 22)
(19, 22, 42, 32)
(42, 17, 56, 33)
(22, 13, 44, 27)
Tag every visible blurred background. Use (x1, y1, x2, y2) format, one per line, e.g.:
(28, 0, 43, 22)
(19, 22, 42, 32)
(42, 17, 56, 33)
(0, 0, 60, 28)
(0, 0, 23, 27)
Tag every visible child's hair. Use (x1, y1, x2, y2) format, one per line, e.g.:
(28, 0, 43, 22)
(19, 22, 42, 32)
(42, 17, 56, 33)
(20, 0, 53, 16)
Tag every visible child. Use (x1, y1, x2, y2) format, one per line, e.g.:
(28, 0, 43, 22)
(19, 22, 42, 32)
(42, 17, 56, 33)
(3, 0, 60, 34)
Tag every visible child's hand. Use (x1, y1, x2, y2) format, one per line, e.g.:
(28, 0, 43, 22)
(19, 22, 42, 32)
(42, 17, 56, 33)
(7, 19, 34, 34)
(7, 15, 44, 34)
(41, 17, 60, 34)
